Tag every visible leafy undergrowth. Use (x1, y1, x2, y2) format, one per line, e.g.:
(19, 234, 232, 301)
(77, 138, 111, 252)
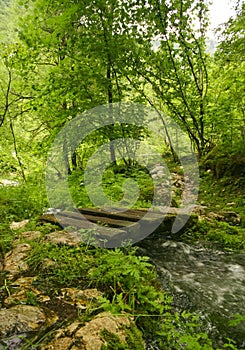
(182, 219, 245, 251)
(187, 168, 245, 251)
(0, 173, 47, 223)
(199, 172, 245, 218)
(68, 164, 154, 209)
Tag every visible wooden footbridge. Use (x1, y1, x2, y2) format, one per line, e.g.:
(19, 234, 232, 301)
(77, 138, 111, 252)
(40, 207, 194, 247)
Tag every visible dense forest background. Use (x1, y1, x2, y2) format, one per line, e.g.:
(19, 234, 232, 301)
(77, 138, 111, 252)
(0, 0, 244, 181)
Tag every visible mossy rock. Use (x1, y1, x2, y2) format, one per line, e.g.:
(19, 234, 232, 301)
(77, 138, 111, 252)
(101, 324, 145, 350)
(203, 143, 245, 179)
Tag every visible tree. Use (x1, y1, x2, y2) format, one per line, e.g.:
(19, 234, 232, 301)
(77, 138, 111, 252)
(207, 1, 245, 145)
(16, 0, 157, 167)
(125, 0, 210, 156)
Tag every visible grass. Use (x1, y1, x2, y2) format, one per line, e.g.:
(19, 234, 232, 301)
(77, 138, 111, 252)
(68, 163, 155, 209)
(198, 172, 245, 217)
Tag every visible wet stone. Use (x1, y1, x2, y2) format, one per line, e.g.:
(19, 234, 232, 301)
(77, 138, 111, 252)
(0, 333, 26, 350)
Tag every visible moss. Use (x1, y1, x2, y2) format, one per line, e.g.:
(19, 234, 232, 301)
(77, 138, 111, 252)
(100, 325, 145, 350)
(202, 142, 245, 179)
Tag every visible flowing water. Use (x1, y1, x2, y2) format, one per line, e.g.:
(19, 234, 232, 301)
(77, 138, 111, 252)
(137, 236, 245, 348)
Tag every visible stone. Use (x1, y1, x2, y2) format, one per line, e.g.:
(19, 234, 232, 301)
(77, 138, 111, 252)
(207, 211, 241, 226)
(226, 202, 235, 206)
(39, 313, 143, 350)
(70, 346, 85, 350)
(17, 231, 42, 241)
(65, 321, 81, 336)
(221, 211, 241, 225)
(59, 288, 103, 310)
(0, 333, 26, 349)
(4, 244, 31, 277)
(41, 337, 74, 350)
(207, 212, 224, 222)
(75, 312, 131, 350)
(192, 205, 208, 216)
(0, 305, 46, 337)
(0, 179, 20, 187)
(45, 231, 82, 246)
(4, 282, 50, 306)
(11, 276, 36, 287)
(10, 219, 29, 230)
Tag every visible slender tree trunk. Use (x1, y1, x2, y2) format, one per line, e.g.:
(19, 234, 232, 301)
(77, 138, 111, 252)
(9, 118, 26, 181)
(107, 66, 117, 164)
(63, 135, 71, 175)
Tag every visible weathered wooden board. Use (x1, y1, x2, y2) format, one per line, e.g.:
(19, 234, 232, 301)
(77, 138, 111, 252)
(61, 210, 135, 228)
(77, 207, 148, 222)
(40, 212, 126, 239)
(40, 208, 166, 230)
(77, 207, 167, 224)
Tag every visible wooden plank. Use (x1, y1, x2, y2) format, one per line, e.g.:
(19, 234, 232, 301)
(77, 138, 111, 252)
(61, 210, 135, 228)
(81, 207, 167, 228)
(78, 207, 163, 222)
(40, 207, 178, 238)
(40, 213, 127, 239)
(41, 208, 168, 231)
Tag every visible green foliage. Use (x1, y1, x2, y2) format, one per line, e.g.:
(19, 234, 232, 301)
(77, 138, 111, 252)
(0, 174, 47, 223)
(25, 291, 38, 306)
(68, 163, 154, 209)
(27, 242, 95, 290)
(156, 310, 214, 350)
(27, 240, 217, 347)
(202, 141, 245, 179)
(102, 163, 154, 204)
(183, 219, 245, 251)
(0, 223, 16, 255)
(87, 247, 172, 315)
(101, 327, 145, 350)
(228, 314, 245, 327)
(0, 1, 244, 348)
(207, 4, 245, 148)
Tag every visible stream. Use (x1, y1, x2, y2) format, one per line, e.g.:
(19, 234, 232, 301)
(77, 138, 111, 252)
(137, 236, 245, 348)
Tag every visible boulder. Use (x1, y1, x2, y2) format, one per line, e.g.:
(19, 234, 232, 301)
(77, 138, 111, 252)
(75, 312, 131, 350)
(0, 305, 47, 337)
(0, 305, 58, 349)
(42, 312, 142, 350)
(41, 337, 74, 350)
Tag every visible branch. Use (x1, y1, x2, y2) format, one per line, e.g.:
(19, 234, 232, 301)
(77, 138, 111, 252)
(0, 69, 11, 128)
